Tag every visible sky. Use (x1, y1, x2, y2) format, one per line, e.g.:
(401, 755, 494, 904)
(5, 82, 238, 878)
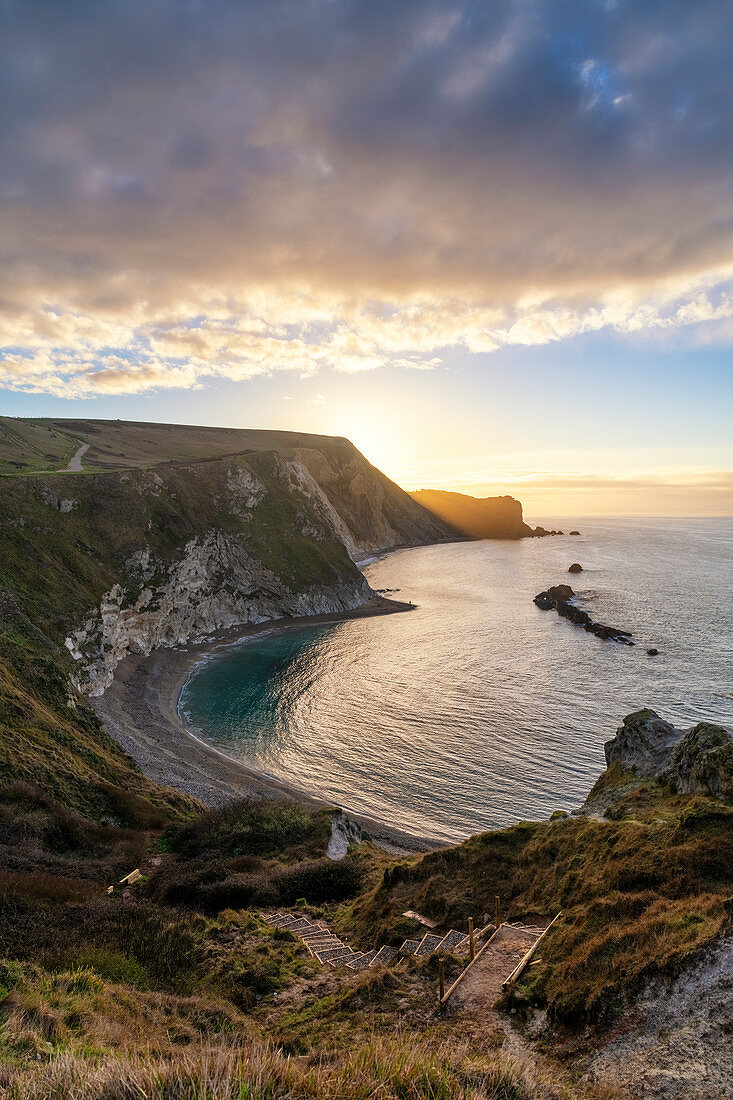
(1, 0, 732, 516)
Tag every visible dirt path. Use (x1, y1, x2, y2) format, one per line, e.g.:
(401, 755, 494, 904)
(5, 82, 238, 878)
(445, 923, 595, 1098)
(65, 441, 90, 471)
(449, 923, 538, 1017)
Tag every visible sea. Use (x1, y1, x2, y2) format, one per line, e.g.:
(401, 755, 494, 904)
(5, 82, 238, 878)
(178, 518, 733, 844)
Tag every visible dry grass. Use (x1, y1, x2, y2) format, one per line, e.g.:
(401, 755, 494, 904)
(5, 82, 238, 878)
(0, 1034, 546, 1100)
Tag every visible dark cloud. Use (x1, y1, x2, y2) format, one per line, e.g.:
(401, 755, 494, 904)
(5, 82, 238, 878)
(1, 0, 733, 393)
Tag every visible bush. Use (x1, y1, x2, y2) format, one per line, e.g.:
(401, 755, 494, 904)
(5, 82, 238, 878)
(170, 799, 321, 860)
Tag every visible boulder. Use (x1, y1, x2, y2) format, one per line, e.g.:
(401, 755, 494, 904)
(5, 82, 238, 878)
(665, 723, 733, 800)
(569, 530, 580, 535)
(647, 648, 658, 656)
(604, 709, 680, 775)
(534, 584, 574, 610)
(568, 563, 583, 574)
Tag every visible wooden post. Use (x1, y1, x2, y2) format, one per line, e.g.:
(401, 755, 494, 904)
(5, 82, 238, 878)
(494, 895, 501, 928)
(468, 916, 475, 960)
(438, 958, 445, 1004)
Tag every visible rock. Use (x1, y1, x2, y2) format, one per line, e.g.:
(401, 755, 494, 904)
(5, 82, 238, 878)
(604, 709, 681, 775)
(647, 648, 658, 656)
(665, 723, 733, 800)
(569, 530, 580, 535)
(534, 583, 575, 610)
(604, 711, 733, 800)
(534, 585, 633, 644)
(568, 563, 583, 573)
(327, 810, 363, 860)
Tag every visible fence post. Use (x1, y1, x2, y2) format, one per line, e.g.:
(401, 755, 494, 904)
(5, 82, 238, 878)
(468, 916, 475, 960)
(438, 958, 445, 1004)
(494, 895, 501, 928)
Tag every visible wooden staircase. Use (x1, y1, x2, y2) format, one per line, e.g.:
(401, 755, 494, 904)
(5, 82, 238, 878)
(264, 911, 488, 969)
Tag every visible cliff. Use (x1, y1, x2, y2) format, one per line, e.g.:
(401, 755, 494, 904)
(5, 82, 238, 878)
(0, 420, 455, 813)
(411, 488, 535, 539)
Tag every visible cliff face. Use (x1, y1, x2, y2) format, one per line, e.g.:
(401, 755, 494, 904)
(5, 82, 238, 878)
(410, 489, 533, 539)
(292, 442, 456, 559)
(0, 426, 456, 699)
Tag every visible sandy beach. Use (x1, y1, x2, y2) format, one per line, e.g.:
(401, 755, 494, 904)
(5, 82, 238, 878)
(91, 596, 444, 854)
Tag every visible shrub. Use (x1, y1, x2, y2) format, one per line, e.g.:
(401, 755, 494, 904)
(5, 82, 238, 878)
(171, 799, 321, 860)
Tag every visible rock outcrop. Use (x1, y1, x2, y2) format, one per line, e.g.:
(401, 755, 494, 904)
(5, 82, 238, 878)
(604, 709, 681, 775)
(604, 709, 733, 800)
(667, 722, 733, 800)
(534, 584, 634, 644)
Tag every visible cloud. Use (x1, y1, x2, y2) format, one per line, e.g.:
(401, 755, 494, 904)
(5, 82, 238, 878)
(2, 0, 733, 395)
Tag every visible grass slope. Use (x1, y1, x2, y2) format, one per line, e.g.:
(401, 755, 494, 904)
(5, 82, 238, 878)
(347, 768, 733, 1027)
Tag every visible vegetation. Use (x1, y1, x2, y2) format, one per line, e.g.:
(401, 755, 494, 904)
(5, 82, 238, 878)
(349, 773, 733, 1026)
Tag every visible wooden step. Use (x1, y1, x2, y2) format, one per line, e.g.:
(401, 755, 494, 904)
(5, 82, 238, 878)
(315, 947, 355, 964)
(369, 945, 399, 966)
(436, 929, 468, 953)
(399, 939, 421, 955)
(346, 950, 379, 970)
(415, 933, 443, 956)
(279, 918, 314, 933)
(304, 938, 343, 955)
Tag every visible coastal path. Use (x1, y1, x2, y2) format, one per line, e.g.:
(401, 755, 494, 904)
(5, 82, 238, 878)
(442, 920, 549, 1013)
(65, 441, 90, 471)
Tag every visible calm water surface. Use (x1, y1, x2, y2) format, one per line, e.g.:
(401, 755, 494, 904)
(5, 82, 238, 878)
(179, 519, 733, 843)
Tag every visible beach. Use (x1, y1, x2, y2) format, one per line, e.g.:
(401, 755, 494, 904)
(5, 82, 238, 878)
(91, 595, 442, 854)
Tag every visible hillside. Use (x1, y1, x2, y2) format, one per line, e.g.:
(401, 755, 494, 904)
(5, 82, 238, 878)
(411, 488, 538, 539)
(0, 420, 455, 816)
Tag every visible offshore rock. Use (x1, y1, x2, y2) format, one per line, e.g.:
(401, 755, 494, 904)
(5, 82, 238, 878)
(533, 584, 633, 644)
(568, 563, 583, 573)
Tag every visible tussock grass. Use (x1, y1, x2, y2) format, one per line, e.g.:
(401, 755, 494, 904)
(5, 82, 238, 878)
(154, 802, 365, 913)
(0, 1036, 534, 1100)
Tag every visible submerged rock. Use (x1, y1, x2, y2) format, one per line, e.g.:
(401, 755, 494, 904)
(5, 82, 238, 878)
(647, 647, 659, 656)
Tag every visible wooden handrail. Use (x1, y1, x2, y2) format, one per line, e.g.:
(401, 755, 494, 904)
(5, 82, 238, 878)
(501, 912, 562, 992)
(439, 923, 501, 1007)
